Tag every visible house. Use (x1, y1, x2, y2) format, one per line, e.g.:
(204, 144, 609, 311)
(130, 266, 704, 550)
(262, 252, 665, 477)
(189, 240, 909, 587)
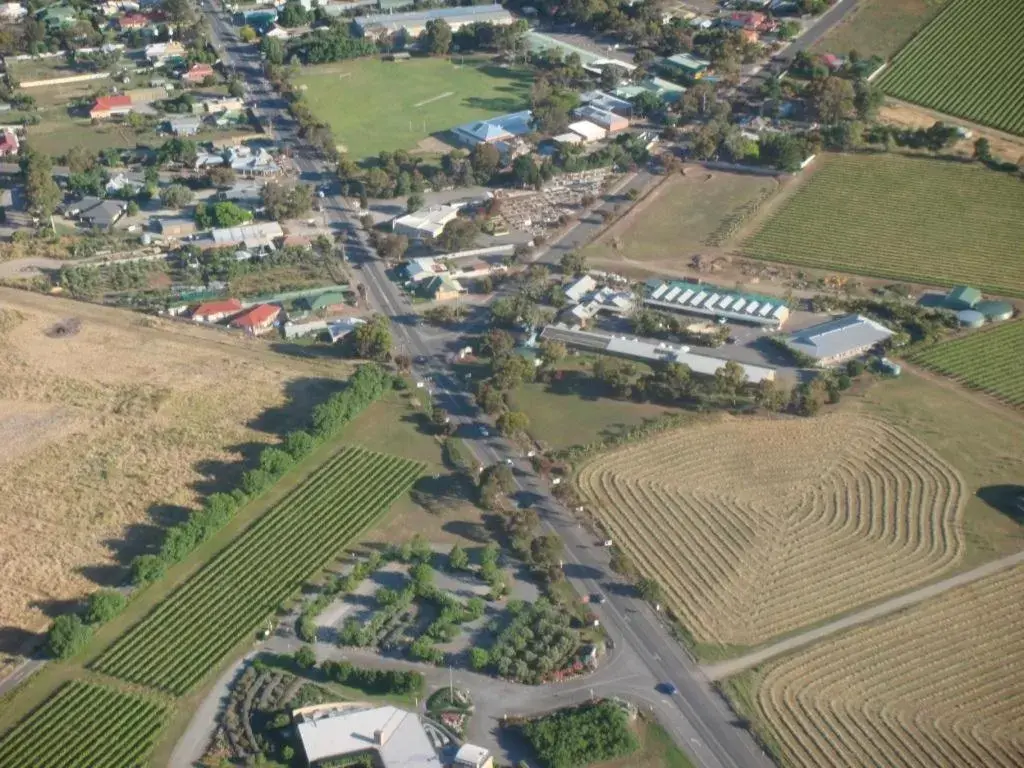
(615, 76, 686, 105)
(451, 110, 534, 149)
(90, 94, 133, 120)
(208, 222, 283, 250)
(263, 24, 290, 39)
(356, 3, 512, 37)
(193, 150, 227, 169)
(203, 97, 245, 116)
(155, 217, 197, 238)
(229, 303, 281, 335)
(567, 120, 607, 143)
(784, 314, 894, 366)
(118, 12, 149, 28)
(168, 116, 203, 136)
(421, 274, 464, 302)
(327, 316, 365, 342)
(145, 40, 186, 66)
(944, 285, 982, 311)
(296, 290, 349, 314)
(572, 104, 629, 133)
(105, 171, 144, 195)
(295, 704, 442, 768)
(182, 63, 215, 84)
(660, 53, 711, 82)
(227, 146, 280, 176)
(579, 90, 633, 117)
(453, 744, 494, 768)
(191, 298, 242, 323)
(0, 130, 19, 157)
(393, 205, 461, 241)
(725, 11, 770, 31)
(564, 274, 597, 304)
(820, 53, 845, 72)
(0, 3, 26, 21)
(68, 197, 127, 230)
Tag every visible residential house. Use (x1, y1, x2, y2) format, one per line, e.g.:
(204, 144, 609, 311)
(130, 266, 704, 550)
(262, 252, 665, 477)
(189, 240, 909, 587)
(202, 97, 245, 116)
(145, 40, 186, 66)
(579, 90, 633, 117)
(227, 146, 280, 176)
(453, 744, 494, 768)
(263, 24, 290, 39)
(724, 11, 771, 32)
(614, 76, 686, 105)
(208, 222, 283, 249)
(230, 303, 281, 335)
(403, 255, 449, 282)
(572, 104, 629, 133)
(118, 12, 149, 29)
(356, 3, 512, 38)
(193, 149, 227, 169)
(182, 63, 215, 84)
(0, 130, 19, 157)
(421, 274, 464, 302)
(660, 53, 710, 82)
(820, 53, 845, 72)
(296, 290, 349, 315)
(393, 205, 461, 241)
(0, 3, 27, 21)
(105, 171, 144, 195)
(89, 94, 133, 120)
(168, 116, 203, 136)
(567, 120, 607, 144)
(68, 197, 128, 230)
(191, 298, 242, 323)
(155, 217, 197, 238)
(564, 275, 597, 303)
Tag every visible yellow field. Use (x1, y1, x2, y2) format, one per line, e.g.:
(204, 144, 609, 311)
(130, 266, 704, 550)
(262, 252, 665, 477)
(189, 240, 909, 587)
(575, 413, 965, 647)
(754, 564, 1024, 768)
(0, 289, 349, 668)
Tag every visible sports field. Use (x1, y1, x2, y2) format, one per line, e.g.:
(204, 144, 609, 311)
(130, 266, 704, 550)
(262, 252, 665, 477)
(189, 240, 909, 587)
(729, 564, 1024, 768)
(911, 320, 1024, 408)
(877, 0, 1024, 136)
(743, 153, 1024, 297)
(294, 57, 532, 160)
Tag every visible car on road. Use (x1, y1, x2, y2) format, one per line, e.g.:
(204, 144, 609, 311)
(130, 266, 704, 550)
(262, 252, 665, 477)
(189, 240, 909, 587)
(591, 593, 606, 604)
(504, 458, 514, 465)
(479, 426, 489, 437)
(657, 682, 678, 695)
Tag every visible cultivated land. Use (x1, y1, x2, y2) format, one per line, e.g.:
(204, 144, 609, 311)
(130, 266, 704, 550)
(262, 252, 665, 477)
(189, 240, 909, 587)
(0, 289, 349, 669)
(294, 57, 532, 160)
(877, 0, 1024, 136)
(576, 413, 966, 649)
(0, 680, 167, 768)
(743, 153, 1024, 297)
(910, 320, 1024, 408)
(811, 0, 948, 59)
(727, 563, 1024, 768)
(582, 170, 779, 271)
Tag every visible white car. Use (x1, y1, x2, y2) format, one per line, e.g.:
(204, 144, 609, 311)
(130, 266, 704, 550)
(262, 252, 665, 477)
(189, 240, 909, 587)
(480, 427, 489, 437)
(505, 458, 514, 466)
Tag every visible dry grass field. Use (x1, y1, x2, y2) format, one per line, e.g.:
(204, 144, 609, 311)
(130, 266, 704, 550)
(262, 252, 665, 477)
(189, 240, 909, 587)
(743, 563, 1024, 768)
(576, 413, 967, 648)
(0, 289, 350, 669)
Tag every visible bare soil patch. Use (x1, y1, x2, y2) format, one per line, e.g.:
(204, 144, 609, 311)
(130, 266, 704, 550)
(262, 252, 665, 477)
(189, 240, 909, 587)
(880, 100, 1024, 162)
(0, 289, 351, 663)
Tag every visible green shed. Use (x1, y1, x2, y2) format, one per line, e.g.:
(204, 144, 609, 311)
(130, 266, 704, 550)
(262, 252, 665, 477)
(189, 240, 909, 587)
(945, 285, 982, 310)
(297, 290, 348, 312)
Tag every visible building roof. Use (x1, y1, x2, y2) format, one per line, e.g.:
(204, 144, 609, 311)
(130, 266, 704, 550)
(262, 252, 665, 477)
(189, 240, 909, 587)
(193, 298, 242, 317)
(644, 279, 789, 326)
(210, 221, 283, 246)
(564, 274, 597, 303)
(573, 104, 626, 128)
(0, 130, 19, 152)
(302, 290, 348, 310)
(665, 53, 710, 72)
(945, 285, 981, 308)
(296, 705, 443, 768)
(453, 111, 533, 144)
(580, 90, 633, 115)
(169, 116, 202, 132)
(785, 314, 893, 361)
(526, 31, 637, 73)
(91, 94, 132, 112)
(184, 63, 215, 80)
(394, 205, 461, 238)
(567, 120, 607, 142)
(423, 274, 464, 297)
(357, 3, 511, 31)
(230, 303, 280, 328)
(72, 196, 127, 227)
(454, 743, 491, 766)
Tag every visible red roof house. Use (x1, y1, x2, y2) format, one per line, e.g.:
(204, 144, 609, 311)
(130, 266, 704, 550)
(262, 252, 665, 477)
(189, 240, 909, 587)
(0, 130, 19, 157)
(89, 94, 133, 120)
(728, 11, 770, 31)
(118, 13, 150, 29)
(821, 53, 845, 71)
(229, 304, 281, 335)
(182, 63, 215, 84)
(192, 298, 243, 323)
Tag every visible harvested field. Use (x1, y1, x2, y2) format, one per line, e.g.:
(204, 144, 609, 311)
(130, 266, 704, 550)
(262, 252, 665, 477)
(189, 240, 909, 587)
(748, 563, 1024, 768)
(0, 289, 349, 662)
(576, 414, 965, 648)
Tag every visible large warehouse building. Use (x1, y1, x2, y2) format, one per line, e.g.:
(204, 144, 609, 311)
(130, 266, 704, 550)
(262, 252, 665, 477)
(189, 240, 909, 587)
(644, 279, 790, 327)
(783, 314, 893, 366)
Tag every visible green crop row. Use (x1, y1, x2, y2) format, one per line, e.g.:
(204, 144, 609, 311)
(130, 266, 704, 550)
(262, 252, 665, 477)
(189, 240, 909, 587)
(878, 0, 1024, 137)
(0, 681, 166, 768)
(92, 446, 423, 695)
(910, 320, 1024, 407)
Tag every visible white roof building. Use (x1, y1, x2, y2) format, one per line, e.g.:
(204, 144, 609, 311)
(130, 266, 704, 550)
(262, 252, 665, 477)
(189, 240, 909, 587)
(784, 314, 894, 365)
(209, 222, 283, 249)
(0, 3, 27, 21)
(393, 204, 461, 240)
(295, 704, 443, 768)
(567, 120, 607, 143)
(454, 743, 493, 768)
(564, 274, 597, 303)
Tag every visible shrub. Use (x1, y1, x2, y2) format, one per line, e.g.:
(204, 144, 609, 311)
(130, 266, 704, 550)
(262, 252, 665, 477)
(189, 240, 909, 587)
(130, 554, 166, 586)
(47, 615, 92, 659)
(84, 590, 127, 625)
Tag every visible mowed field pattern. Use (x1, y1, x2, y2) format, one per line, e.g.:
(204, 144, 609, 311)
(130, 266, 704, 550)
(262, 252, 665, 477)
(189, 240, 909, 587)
(744, 154, 1024, 297)
(910, 320, 1024, 408)
(0, 681, 166, 768)
(576, 415, 965, 648)
(754, 564, 1024, 768)
(877, 0, 1024, 136)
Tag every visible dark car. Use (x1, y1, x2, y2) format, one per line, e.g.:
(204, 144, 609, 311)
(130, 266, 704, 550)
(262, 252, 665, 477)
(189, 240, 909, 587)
(657, 682, 678, 695)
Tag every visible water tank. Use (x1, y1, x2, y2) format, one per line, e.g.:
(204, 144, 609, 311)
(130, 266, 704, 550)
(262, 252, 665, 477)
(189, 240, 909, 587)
(141, 232, 152, 245)
(957, 309, 986, 328)
(974, 300, 1014, 322)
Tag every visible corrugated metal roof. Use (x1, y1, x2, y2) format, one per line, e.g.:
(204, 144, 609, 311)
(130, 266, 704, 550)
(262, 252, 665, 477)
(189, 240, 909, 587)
(785, 314, 893, 361)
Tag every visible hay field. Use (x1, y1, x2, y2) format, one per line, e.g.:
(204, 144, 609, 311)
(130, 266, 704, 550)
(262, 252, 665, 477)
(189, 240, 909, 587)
(750, 563, 1024, 768)
(575, 414, 966, 648)
(0, 289, 349, 663)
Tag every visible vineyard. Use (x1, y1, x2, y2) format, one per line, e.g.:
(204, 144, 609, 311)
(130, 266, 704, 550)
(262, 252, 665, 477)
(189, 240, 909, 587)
(92, 446, 423, 695)
(749, 564, 1024, 768)
(575, 414, 966, 649)
(877, 0, 1024, 137)
(910, 320, 1024, 407)
(744, 154, 1024, 297)
(0, 681, 166, 768)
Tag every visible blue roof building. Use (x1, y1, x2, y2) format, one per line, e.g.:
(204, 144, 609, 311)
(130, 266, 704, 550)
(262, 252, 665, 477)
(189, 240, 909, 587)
(451, 110, 534, 147)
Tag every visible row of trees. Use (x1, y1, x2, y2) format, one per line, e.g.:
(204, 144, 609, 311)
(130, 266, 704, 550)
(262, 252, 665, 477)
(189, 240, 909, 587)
(46, 590, 127, 659)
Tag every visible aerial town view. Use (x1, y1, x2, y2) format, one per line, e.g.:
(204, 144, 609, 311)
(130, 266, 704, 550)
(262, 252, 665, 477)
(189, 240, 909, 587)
(0, 0, 1021, 765)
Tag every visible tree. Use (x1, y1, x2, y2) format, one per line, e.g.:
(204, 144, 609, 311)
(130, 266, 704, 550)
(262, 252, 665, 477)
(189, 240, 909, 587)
(538, 339, 566, 368)
(160, 183, 194, 209)
(238, 25, 258, 43)
(207, 166, 236, 188)
(352, 313, 392, 360)
(470, 142, 501, 182)
(431, 406, 451, 434)
(262, 36, 286, 66)
(84, 590, 127, 625)
(630, 90, 663, 118)
(560, 250, 587, 276)
(278, 1, 312, 27)
(713, 360, 748, 400)
(529, 533, 562, 569)
(47, 615, 92, 660)
(637, 577, 662, 604)
(194, 201, 252, 228)
(22, 150, 61, 218)
(599, 64, 621, 91)
(469, 647, 489, 671)
(496, 409, 530, 436)
(294, 644, 317, 669)
(262, 181, 314, 221)
(482, 329, 515, 361)
(973, 137, 993, 163)
(808, 76, 855, 123)
(448, 544, 469, 571)
(406, 191, 424, 213)
(65, 146, 96, 174)
(512, 155, 543, 188)
(130, 554, 166, 586)
(853, 78, 884, 121)
(492, 354, 535, 391)
(434, 217, 480, 252)
(423, 19, 453, 55)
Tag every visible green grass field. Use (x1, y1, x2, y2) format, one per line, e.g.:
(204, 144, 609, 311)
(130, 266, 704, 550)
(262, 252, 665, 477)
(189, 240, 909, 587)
(811, 0, 948, 59)
(744, 153, 1024, 297)
(910, 320, 1024, 407)
(877, 0, 1024, 136)
(294, 57, 532, 160)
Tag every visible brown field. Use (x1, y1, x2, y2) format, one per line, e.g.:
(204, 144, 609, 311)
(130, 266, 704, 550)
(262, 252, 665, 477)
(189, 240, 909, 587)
(0, 289, 350, 666)
(576, 413, 967, 648)
(747, 563, 1024, 768)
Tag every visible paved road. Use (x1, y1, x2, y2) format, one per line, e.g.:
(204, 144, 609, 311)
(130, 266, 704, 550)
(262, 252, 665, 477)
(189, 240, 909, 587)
(775, 0, 860, 63)
(702, 549, 1024, 682)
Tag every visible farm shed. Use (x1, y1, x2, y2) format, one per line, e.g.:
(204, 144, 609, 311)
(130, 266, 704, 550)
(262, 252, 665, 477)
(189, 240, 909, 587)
(393, 205, 461, 241)
(295, 704, 442, 767)
(974, 300, 1013, 321)
(784, 314, 893, 366)
(644, 279, 790, 327)
(944, 285, 982, 310)
(956, 310, 986, 328)
(567, 120, 607, 143)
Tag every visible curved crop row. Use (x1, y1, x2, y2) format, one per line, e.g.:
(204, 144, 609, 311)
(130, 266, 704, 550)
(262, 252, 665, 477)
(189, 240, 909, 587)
(575, 414, 966, 647)
(92, 446, 423, 694)
(0, 681, 166, 768)
(755, 565, 1024, 768)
